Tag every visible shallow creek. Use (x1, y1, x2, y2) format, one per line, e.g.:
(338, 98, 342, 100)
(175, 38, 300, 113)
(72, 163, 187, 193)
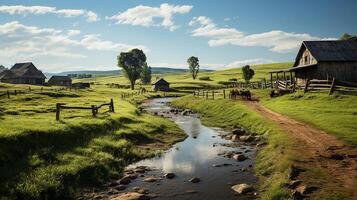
(86, 97, 258, 200)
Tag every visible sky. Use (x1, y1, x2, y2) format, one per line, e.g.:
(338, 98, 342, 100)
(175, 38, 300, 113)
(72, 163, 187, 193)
(0, 0, 356, 72)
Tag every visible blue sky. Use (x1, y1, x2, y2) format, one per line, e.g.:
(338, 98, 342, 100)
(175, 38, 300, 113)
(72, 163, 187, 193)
(0, 0, 356, 72)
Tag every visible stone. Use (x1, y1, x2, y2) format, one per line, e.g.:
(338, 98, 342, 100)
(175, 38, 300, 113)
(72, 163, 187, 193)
(119, 175, 132, 185)
(134, 168, 146, 173)
(132, 187, 149, 194)
(189, 177, 200, 183)
(107, 188, 119, 195)
(143, 177, 162, 182)
(233, 154, 247, 161)
(110, 192, 149, 200)
(231, 184, 254, 194)
(164, 173, 175, 179)
(239, 135, 255, 142)
(113, 185, 126, 191)
(292, 190, 305, 200)
(232, 128, 245, 135)
(213, 164, 222, 167)
(231, 135, 240, 142)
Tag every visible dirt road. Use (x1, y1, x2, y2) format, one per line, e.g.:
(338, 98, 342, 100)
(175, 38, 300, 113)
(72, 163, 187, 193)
(245, 101, 357, 199)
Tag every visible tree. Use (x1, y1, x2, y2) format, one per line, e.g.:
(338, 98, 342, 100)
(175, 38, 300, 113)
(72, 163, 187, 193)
(187, 56, 199, 80)
(117, 49, 147, 90)
(340, 33, 357, 41)
(242, 65, 255, 83)
(140, 63, 152, 84)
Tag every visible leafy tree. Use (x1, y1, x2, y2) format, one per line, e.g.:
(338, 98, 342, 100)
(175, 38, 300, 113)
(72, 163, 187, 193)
(117, 49, 147, 90)
(187, 56, 199, 80)
(340, 33, 357, 41)
(140, 63, 152, 84)
(242, 65, 255, 83)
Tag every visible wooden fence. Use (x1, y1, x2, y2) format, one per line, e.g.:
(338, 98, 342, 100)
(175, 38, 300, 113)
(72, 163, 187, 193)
(193, 89, 251, 100)
(0, 86, 74, 99)
(120, 89, 148, 100)
(304, 78, 357, 95)
(56, 99, 114, 121)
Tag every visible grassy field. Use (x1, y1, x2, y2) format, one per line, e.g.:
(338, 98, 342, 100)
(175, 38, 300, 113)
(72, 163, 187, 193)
(0, 83, 186, 199)
(171, 96, 293, 200)
(261, 92, 357, 146)
(77, 62, 293, 92)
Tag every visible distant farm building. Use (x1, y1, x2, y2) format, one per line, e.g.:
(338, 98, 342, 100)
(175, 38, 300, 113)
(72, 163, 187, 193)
(48, 76, 72, 87)
(152, 78, 170, 91)
(0, 62, 46, 85)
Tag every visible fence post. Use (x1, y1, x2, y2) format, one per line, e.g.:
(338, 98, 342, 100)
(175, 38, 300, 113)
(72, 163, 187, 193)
(56, 103, 61, 121)
(212, 90, 214, 99)
(206, 91, 208, 99)
(29, 86, 31, 92)
(223, 90, 226, 99)
(14, 90, 17, 95)
(92, 105, 97, 117)
(110, 98, 115, 112)
(304, 79, 310, 93)
(328, 78, 336, 95)
(7, 90, 10, 98)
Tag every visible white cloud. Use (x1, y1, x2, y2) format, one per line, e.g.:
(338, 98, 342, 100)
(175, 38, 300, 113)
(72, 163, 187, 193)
(226, 58, 274, 69)
(106, 3, 193, 31)
(0, 21, 148, 63)
(189, 16, 335, 53)
(0, 5, 99, 22)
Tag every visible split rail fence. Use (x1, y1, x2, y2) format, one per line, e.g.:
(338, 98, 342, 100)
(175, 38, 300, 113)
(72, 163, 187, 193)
(304, 78, 357, 95)
(56, 99, 114, 121)
(0, 86, 74, 99)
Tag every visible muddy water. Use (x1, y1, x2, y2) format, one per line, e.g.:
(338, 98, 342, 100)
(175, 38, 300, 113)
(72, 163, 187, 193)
(123, 98, 258, 200)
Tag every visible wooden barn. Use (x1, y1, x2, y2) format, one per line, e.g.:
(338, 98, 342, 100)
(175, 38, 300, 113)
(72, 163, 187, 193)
(291, 40, 357, 83)
(0, 62, 46, 85)
(48, 76, 72, 87)
(152, 78, 170, 92)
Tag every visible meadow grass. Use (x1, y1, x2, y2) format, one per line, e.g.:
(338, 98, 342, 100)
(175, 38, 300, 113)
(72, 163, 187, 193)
(172, 96, 293, 200)
(260, 91, 357, 146)
(0, 83, 186, 199)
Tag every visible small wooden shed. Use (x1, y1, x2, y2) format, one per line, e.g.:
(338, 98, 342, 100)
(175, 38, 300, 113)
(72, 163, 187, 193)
(152, 78, 170, 92)
(48, 76, 72, 87)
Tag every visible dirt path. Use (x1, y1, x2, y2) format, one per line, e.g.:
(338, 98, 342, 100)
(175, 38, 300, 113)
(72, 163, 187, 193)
(245, 101, 357, 199)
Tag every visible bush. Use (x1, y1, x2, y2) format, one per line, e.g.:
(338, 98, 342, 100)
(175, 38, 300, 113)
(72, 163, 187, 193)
(218, 81, 236, 85)
(198, 76, 212, 81)
(228, 78, 238, 82)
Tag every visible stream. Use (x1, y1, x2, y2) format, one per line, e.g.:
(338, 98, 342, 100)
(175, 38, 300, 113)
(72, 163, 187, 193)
(85, 97, 258, 199)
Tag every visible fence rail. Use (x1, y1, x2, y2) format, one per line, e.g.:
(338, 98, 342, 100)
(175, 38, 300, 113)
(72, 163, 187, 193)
(0, 87, 74, 99)
(56, 99, 114, 121)
(303, 78, 357, 95)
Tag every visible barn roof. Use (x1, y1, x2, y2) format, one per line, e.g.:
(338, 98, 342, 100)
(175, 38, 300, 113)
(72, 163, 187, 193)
(48, 75, 72, 82)
(294, 40, 357, 66)
(2, 62, 46, 79)
(153, 78, 169, 85)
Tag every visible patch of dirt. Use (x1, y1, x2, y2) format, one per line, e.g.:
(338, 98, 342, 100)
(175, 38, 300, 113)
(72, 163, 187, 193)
(245, 100, 357, 199)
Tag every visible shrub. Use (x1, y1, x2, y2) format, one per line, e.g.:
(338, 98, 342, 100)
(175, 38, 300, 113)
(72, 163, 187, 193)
(198, 76, 212, 81)
(228, 78, 238, 82)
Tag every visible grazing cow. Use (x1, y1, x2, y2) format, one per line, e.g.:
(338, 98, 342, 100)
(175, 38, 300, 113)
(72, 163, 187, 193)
(229, 89, 251, 100)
